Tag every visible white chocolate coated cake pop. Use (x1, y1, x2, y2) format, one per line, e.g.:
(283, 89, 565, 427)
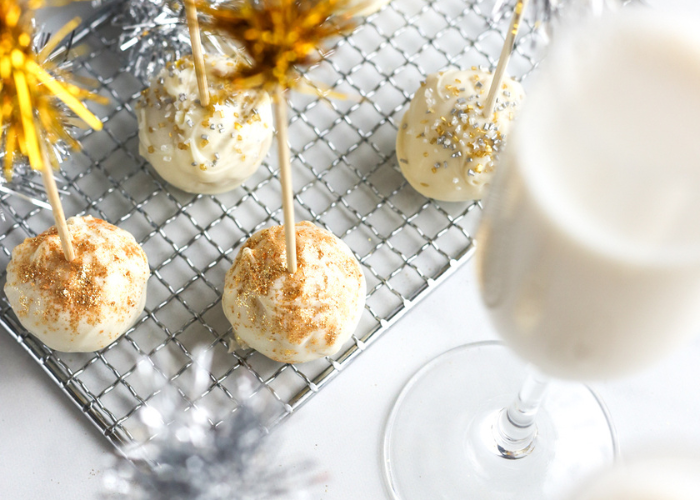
(396, 68, 524, 201)
(137, 54, 273, 195)
(223, 221, 366, 364)
(4, 216, 149, 352)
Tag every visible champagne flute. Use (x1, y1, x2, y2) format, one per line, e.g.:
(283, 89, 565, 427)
(383, 6, 700, 499)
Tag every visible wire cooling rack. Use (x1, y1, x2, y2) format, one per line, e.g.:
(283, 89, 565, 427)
(0, 0, 542, 450)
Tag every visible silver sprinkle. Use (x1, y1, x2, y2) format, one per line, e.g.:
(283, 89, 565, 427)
(214, 153, 220, 159)
(452, 151, 462, 158)
(179, 93, 187, 102)
(201, 134, 209, 140)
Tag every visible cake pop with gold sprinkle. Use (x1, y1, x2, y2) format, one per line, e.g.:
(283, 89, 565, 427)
(223, 222, 366, 364)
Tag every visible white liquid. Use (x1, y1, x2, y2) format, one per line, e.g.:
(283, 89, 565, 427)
(572, 457, 700, 500)
(477, 9, 700, 379)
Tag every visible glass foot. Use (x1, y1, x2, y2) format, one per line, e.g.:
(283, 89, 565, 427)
(382, 341, 618, 499)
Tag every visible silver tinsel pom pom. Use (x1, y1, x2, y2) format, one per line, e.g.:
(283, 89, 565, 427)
(491, 0, 644, 43)
(113, 0, 239, 80)
(103, 353, 321, 500)
(0, 163, 69, 212)
(114, 0, 192, 79)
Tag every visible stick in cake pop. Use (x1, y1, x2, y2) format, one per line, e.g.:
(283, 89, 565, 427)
(198, 0, 357, 273)
(184, 0, 209, 106)
(484, 0, 637, 116)
(483, 0, 530, 119)
(1, 2, 107, 260)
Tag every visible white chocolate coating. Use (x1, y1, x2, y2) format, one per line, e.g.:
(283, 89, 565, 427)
(397, 69, 524, 201)
(4, 216, 149, 352)
(137, 55, 273, 195)
(223, 222, 366, 364)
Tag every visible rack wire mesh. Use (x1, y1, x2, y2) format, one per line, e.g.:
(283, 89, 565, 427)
(0, 0, 542, 450)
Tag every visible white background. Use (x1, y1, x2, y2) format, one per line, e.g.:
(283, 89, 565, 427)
(3, 0, 700, 498)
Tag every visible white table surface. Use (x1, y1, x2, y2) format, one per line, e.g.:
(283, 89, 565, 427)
(3, 1, 700, 498)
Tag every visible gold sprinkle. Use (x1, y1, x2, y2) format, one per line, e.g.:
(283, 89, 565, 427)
(148, 145, 155, 154)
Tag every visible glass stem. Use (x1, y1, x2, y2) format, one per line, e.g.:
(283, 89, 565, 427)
(492, 365, 550, 459)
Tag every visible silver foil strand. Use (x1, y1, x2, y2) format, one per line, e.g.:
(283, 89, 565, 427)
(103, 352, 322, 500)
(113, 0, 234, 80)
(114, 0, 192, 80)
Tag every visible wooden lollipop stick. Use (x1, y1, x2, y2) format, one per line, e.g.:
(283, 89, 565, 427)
(274, 86, 297, 274)
(185, 0, 210, 107)
(39, 148, 75, 262)
(483, 0, 529, 118)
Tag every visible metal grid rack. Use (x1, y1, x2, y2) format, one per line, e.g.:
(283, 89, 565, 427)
(0, 0, 541, 450)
